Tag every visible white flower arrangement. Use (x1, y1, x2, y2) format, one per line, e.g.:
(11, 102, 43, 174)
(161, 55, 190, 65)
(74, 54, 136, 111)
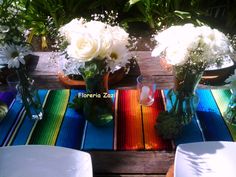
(59, 18, 131, 75)
(0, 44, 30, 69)
(151, 24, 234, 67)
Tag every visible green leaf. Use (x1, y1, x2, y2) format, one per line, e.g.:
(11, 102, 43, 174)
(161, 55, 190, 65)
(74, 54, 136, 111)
(129, 0, 141, 6)
(174, 10, 191, 19)
(69, 96, 84, 114)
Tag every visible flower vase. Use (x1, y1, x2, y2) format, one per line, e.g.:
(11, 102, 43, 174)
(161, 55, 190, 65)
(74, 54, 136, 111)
(16, 67, 43, 120)
(82, 73, 113, 126)
(167, 65, 204, 125)
(224, 90, 236, 125)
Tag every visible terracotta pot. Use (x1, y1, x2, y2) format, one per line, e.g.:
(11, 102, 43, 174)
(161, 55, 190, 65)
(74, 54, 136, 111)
(58, 67, 126, 88)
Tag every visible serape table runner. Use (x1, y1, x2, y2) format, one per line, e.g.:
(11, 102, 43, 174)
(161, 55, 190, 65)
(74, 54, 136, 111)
(0, 89, 234, 151)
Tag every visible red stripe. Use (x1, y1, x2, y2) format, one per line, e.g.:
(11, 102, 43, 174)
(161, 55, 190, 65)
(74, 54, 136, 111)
(116, 90, 144, 150)
(142, 90, 172, 150)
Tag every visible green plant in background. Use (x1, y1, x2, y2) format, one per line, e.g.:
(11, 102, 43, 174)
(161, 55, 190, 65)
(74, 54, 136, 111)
(18, 0, 91, 50)
(0, 0, 26, 45)
(3, 0, 234, 51)
(225, 0, 236, 32)
(197, 0, 236, 33)
(88, 0, 127, 15)
(123, 0, 205, 30)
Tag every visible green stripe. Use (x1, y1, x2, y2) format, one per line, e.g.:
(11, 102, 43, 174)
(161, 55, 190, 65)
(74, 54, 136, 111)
(29, 90, 70, 145)
(211, 89, 236, 141)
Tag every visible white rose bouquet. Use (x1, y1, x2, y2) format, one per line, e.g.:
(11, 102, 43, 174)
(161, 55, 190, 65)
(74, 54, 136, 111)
(59, 18, 133, 126)
(59, 18, 131, 78)
(152, 24, 234, 139)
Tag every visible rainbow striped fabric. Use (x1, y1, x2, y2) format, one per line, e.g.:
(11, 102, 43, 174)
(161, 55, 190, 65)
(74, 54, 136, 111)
(0, 89, 234, 151)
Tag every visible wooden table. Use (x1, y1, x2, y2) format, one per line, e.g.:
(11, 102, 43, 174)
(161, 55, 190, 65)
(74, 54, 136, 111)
(33, 52, 175, 177)
(1, 51, 226, 177)
(27, 51, 174, 90)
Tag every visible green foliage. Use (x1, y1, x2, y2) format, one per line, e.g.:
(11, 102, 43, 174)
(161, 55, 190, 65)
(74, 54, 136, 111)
(155, 111, 183, 139)
(0, 0, 26, 45)
(123, 0, 205, 29)
(2, 0, 234, 50)
(88, 0, 126, 13)
(197, 0, 236, 32)
(79, 59, 108, 79)
(68, 96, 84, 114)
(17, 0, 90, 49)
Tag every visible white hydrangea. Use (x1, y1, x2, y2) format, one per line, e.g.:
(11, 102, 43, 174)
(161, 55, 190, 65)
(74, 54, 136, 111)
(152, 24, 234, 67)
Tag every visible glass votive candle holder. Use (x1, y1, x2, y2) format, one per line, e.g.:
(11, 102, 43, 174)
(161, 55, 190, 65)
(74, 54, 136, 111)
(6, 73, 21, 101)
(6, 73, 19, 91)
(137, 75, 155, 106)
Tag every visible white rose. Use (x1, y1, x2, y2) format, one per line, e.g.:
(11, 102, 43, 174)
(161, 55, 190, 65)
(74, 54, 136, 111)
(83, 21, 114, 59)
(66, 33, 101, 62)
(59, 18, 85, 43)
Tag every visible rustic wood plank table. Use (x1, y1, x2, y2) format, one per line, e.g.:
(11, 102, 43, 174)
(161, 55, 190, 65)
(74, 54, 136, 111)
(28, 51, 175, 90)
(30, 52, 174, 177)
(2, 51, 224, 177)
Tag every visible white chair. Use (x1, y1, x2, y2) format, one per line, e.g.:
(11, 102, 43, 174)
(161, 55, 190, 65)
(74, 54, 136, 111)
(0, 145, 93, 177)
(175, 141, 236, 177)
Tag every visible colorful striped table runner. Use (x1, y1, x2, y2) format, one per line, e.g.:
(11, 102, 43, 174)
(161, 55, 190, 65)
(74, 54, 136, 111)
(0, 89, 234, 151)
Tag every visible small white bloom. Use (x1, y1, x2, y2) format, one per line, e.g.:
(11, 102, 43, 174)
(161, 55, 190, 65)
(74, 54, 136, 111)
(108, 44, 130, 72)
(0, 44, 30, 69)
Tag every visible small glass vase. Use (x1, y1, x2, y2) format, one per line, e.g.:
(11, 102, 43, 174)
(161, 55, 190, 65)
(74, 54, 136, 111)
(16, 67, 43, 120)
(81, 73, 113, 126)
(224, 91, 236, 125)
(167, 65, 204, 125)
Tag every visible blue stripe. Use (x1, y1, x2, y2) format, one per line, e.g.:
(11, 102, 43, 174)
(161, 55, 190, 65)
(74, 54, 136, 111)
(163, 90, 204, 145)
(56, 90, 86, 149)
(82, 90, 116, 150)
(11, 90, 48, 145)
(0, 100, 23, 146)
(196, 89, 233, 141)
